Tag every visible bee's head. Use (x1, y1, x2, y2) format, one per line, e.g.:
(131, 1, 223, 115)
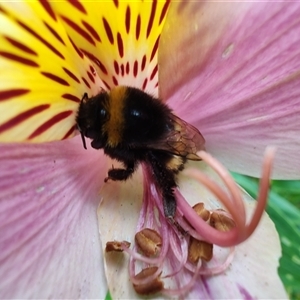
(76, 92, 109, 150)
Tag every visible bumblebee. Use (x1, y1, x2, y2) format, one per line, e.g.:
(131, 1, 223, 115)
(76, 86, 205, 220)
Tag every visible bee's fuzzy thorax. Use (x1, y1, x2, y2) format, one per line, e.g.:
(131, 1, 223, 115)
(76, 86, 205, 220)
(104, 86, 127, 147)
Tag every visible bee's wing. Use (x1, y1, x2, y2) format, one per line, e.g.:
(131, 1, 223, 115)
(147, 114, 205, 160)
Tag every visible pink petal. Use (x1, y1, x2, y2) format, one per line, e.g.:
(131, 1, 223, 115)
(0, 136, 107, 298)
(159, 1, 300, 179)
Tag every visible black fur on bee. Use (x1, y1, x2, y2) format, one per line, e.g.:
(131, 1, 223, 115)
(76, 86, 205, 221)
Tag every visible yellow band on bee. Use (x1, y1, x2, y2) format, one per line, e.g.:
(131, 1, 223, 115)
(105, 86, 127, 147)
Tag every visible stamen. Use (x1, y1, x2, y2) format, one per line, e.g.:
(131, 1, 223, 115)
(198, 151, 246, 222)
(188, 239, 213, 263)
(123, 148, 275, 296)
(135, 228, 162, 257)
(162, 260, 202, 297)
(130, 263, 163, 286)
(192, 203, 210, 221)
(187, 202, 214, 264)
(176, 190, 239, 247)
(105, 240, 131, 252)
(181, 147, 275, 246)
(184, 246, 235, 276)
(210, 212, 236, 232)
(244, 147, 275, 238)
(132, 267, 164, 295)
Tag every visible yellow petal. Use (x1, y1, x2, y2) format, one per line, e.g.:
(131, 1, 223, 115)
(0, 2, 102, 142)
(52, 0, 170, 94)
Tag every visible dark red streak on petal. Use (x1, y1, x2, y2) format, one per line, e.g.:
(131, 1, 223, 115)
(102, 80, 111, 90)
(147, 0, 157, 38)
(69, 36, 84, 58)
(103, 17, 114, 44)
(150, 65, 158, 81)
(136, 15, 141, 40)
(62, 93, 81, 102)
(67, 0, 87, 14)
(125, 6, 130, 34)
(0, 104, 50, 134)
(90, 65, 96, 76)
(150, 35, 160, 62)
(60, 15, 95, 46)
(81, 50, 108, 74)
(62, 125, 76, 139)
(117, 32, 124, 58)
(159, 0, 170, 25)
(0, 89, 30, 102)
(112, 0, 119, 8)
(17, 20, 65, 59)
(39, 0, 57, 21)
(0, 5, 8, 14)
(120, 64, 124, 76)
(0, 51, 39, 67)
(112, 76, 118, 86)
(142, 78, 148, 90)
(28, 110, 73, 140)
(41, 72, 70, 86)
(4, 36, 37, 56)
(44, 21, 66, 45)
(114, 60, 119, 75)
(82, 20, 101, 42)
(141, 55, 146, 71)
(62, 67, 80, 83)
(155, 82, 158, 88)
(126, 62, 130, 75)
(87, 71, 95, 83)
(133, 60, 138, 77)
(82, 77, 91, 89)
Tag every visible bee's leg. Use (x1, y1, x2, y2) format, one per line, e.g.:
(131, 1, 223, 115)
(158, 179, 185, 233)
(161, 186, 177, 219)
(146, 151, 177, 219)
(105, 161, 136, 182)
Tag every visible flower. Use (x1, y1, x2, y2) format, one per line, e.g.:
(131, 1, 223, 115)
(99, 148, 283, 298)
(0, 0, 299, 298)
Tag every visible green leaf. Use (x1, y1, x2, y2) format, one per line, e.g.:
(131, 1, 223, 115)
(105, 291, 112, 300)
(272, 180, 300, 208)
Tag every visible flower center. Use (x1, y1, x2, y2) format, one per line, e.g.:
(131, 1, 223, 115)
(104, 148, 275, 297)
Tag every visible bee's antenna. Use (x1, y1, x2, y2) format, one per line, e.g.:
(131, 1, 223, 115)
(78, 92, 88, 150)
(80, 130, 87, 150)
(82, 92, 88, 102)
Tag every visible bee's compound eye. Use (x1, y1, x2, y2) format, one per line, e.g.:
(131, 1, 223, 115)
(100, 108, 107, 118)
(131, 109, 142, 118)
